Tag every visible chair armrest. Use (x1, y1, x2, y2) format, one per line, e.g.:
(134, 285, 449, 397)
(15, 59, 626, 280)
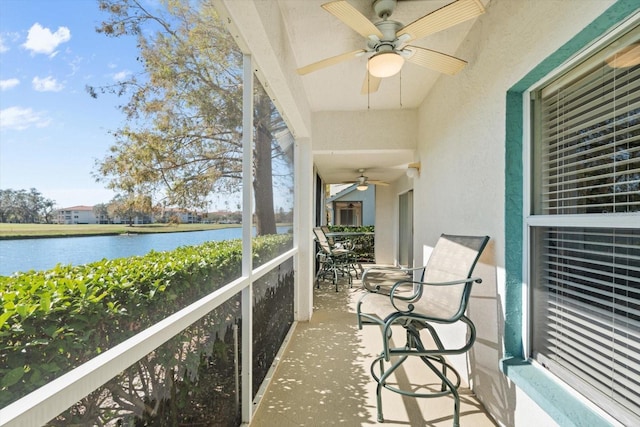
(361, 265, 426, 293)
(362, 265, 426, 276)
(388, 276, 483, 314)
(408, 276, 483, 287)
(387, 280, 423, 313)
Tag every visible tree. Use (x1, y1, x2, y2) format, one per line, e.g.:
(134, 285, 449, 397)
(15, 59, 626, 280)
(108, 193, 153, 226)
(40, 198, 56, 224)
(0, 188, 56, 223)
(89, 0, 288, 236)
(93, 203, 111, 224)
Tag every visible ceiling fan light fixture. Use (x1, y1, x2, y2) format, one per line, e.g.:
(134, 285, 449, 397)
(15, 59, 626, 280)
(368, 51, 404, 78)
(356, 183, 369, 191)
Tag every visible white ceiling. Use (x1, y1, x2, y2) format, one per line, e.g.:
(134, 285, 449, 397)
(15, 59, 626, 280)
(273, 0, 488, 184)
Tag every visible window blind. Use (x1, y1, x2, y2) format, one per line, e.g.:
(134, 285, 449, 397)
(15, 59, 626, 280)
(537, 62, 640, 215)
(532, 227, 640, 424)
(530, 23, 640, 426)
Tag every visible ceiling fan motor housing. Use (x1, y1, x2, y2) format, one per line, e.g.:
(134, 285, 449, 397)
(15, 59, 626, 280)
(369, 20, 403, 50)
(373, 0, 398, 19)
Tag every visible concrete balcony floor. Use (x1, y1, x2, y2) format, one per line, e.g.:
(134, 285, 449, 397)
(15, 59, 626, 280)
(251, 274, 498, 426)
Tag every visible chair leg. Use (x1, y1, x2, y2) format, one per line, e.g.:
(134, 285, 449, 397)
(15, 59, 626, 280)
(316, 255, 345, 291)
(376, 362, 384, 422)
(408, 327, 462, 427)
(372, 354, 387, 422)
(370, 353, 409, 423)
(314, 263, 322, 289)
(420, 355, 461, 427)
(370, 326, 463, 427)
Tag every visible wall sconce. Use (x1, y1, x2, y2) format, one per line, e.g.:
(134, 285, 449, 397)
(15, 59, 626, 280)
(406, 162, 421, 178)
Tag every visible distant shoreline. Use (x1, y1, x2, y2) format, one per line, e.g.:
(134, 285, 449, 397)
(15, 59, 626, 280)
(0, 223, 241, 240)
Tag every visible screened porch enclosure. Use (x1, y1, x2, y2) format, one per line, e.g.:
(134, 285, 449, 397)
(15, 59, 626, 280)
(0, 48, 302, 426)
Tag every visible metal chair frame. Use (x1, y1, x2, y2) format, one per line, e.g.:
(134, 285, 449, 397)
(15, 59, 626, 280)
(356, 234, 490, 426)
(313, 227, 359, 291)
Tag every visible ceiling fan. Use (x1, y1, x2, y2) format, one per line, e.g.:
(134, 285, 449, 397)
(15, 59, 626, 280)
(343, 169, 389, 190)
(296, 0, 485, 93)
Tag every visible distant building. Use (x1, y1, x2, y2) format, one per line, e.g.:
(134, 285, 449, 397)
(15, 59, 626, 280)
(326, 184, 375, 226)
(54, 205, 207, 225)
(56, 206, 99, 224)
(160, 208, 202, 224)
(55, 205, 151, 225)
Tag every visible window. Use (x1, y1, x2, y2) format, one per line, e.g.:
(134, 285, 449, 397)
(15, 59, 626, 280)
(334, 201, 362, 226)
(528, 23, 639, 425)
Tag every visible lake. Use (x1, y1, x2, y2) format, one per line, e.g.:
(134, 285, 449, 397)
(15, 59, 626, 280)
(0, 227, 290, 276)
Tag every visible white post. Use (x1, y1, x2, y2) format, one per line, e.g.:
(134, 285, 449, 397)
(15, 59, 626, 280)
(241, 53, 254, 424)
(294, 137, 314, 321)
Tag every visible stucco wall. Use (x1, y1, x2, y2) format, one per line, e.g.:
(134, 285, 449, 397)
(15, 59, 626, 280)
(413, 1, 617, 426)
(311, 110, 417, 151)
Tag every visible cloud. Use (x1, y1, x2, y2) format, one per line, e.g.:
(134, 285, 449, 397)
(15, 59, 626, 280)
(22, 23, 71, 56)
(67, 56, 82, 76)
(113, 70, 131, 81)
(0, 78, 20, 90)
(0, 35, 8, 53)
(32, 76, 64, 92)
(0, 106, 51, 130)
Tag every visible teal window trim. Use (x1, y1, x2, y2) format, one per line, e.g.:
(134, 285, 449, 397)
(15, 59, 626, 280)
(502, 1, 639, 425)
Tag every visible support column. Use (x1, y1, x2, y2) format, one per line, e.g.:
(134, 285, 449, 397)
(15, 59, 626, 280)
(294, 137, 313, 321)
(241, 53, 254, 424)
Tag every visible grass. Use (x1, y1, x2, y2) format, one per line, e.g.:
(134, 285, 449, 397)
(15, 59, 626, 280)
(0, 223, 240, 239)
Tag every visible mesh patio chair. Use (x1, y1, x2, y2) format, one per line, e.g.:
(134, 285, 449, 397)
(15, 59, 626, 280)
(313, 227, 359, 291)
(356, 234, 490, 426)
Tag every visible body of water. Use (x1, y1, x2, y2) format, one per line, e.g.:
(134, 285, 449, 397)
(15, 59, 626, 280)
(0, 227, 289, 276)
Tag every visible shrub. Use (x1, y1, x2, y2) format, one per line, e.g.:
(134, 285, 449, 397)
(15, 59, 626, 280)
(327, 225, 374, 262)
(0, 233, 292, 409)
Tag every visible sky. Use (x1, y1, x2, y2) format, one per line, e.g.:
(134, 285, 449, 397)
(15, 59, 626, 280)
(0, 0, 147, 208)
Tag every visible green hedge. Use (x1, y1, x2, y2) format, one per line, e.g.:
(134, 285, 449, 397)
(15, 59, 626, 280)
(327, 225, 374, 262)
(0, 233, 292, 409)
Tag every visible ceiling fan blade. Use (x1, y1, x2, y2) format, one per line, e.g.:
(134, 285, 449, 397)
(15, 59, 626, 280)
(297, 49, 365, 75)
(361, 72, 381, 94)
(397, 0, 485, 43)
(368, 180, 389, 186)
(322, 1, 383, 39)
(406, 46, 467, 75)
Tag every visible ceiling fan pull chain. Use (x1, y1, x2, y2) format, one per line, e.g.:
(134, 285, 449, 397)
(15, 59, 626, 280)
(399, 70, 403, 108)
(367, 73, 371, 110)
